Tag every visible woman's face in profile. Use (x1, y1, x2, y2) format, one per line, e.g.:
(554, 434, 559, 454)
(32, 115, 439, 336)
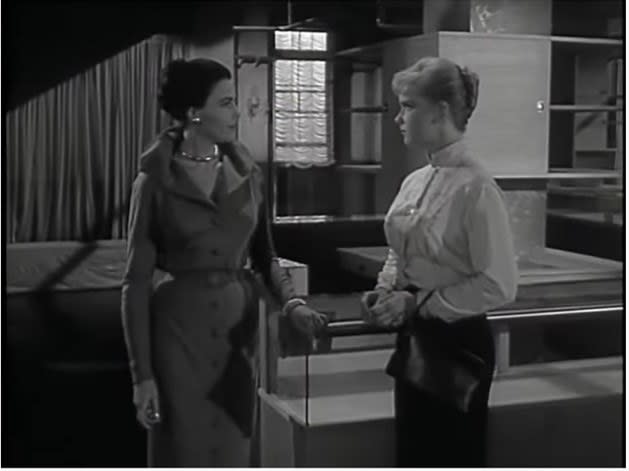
(195, 79, 239, 143)
(394, 90, 441, 151)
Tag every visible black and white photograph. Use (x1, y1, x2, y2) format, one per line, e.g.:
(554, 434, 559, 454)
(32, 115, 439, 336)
(3, 0, 626, 467)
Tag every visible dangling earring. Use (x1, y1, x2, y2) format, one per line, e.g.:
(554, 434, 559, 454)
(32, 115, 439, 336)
(191, 116, 201, 124)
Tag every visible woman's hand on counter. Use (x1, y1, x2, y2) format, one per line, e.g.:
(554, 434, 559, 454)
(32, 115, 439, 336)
(288, 305, 328, 339)
(369, 290, 416, 328)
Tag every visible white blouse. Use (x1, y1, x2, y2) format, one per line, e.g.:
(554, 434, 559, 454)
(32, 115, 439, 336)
(376, 139, 518, 322)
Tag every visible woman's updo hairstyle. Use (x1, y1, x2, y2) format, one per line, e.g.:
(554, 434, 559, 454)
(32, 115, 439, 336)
(158, 58, 232, 122)
(392, 57, 479, 132)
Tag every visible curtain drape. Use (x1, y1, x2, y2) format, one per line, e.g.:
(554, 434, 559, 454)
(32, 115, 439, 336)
(272, 31, 333, 169)
(6, 35, 190, 242)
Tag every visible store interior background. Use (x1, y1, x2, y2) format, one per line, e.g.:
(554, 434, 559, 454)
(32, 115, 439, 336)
(4, 0, 624, 466)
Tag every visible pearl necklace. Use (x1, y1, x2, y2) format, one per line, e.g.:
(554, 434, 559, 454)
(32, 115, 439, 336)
(178, 145, 221, 162)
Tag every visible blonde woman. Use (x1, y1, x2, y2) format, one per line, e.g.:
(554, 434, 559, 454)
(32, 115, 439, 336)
(362, 57, 518, 467)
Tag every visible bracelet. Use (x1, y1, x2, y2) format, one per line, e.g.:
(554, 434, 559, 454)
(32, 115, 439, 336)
(282, 297, 306, 317)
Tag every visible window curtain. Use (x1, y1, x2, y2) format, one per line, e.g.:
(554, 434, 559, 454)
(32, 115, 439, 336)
(272, 31, 332, 168)
(5, 35, 190, 242)
(274, 59, 331, 166)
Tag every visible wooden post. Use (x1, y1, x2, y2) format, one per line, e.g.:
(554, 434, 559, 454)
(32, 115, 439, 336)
(494, 324, 511, 374)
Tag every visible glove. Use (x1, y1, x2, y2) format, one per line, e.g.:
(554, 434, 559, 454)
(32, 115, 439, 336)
(360, 289, 390, 325)
(369, 290, 416, 328)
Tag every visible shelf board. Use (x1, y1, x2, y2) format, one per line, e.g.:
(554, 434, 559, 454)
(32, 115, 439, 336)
(547, 210, 623, 227)
(550, 105, 622, 112)
(274, 214, 386, 225)
(336, 35, 621, 60)
(334, 43, 382, 63)
(551, 36, 623, 47)
(547, 185, 622, 196)
(336, 106, 388, 113)
(547, 169, 622, 179)
(575, 149, 618, 154)
(274, 161, 335, 168)
(493, 171, 622, 180)
(336, 164, 382, 173)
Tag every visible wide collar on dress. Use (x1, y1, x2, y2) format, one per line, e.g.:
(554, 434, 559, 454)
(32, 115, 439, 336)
(138, 126, 262, 209)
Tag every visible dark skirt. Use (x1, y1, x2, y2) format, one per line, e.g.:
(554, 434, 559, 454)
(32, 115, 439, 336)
(394, 315, 495, 467)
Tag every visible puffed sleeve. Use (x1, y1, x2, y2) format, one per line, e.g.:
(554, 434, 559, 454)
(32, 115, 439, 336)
(375, 171, 416, 291)
(121, 172, 157, 385)
(423, 182, 518, 322)
(375, 248, 398, 291)
(249, 194, 297, 307)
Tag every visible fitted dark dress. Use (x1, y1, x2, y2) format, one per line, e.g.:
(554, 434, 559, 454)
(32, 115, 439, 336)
(121, 128, 296, 467)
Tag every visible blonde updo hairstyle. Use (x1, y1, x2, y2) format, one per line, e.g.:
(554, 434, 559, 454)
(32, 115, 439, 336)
(392, 57, 479, 132)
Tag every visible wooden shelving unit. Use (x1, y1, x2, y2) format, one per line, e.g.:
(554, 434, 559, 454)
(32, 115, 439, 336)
(548, 22, 623, 225)
(329, 1, 623, 218)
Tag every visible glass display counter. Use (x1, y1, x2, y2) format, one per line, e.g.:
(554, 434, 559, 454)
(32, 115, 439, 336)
(257, 273, 623, 467)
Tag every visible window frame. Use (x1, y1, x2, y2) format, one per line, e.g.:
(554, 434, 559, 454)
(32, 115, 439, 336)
(271, 32, 335, 168)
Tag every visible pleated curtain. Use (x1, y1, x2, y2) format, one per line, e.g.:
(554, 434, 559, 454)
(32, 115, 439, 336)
(6, 35, 190, 242)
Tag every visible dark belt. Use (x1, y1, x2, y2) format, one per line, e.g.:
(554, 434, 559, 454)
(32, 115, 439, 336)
(163, 267, 256, 288)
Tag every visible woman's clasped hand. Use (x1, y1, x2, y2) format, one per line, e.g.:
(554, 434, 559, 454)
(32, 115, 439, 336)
(360, 289, 417, 328)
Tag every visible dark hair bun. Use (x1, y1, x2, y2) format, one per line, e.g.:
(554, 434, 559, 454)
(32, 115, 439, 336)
(158, 58, 232, 122)
(459, 66, 479, 118)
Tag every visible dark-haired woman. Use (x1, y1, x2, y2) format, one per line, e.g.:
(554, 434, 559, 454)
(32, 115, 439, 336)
(121, 58, 327, 467)
(361, 57, 518, 467)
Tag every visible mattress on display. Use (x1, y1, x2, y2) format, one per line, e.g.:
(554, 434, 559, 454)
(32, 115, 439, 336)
(6, 240, 127, 294)
(5, 241, 308, 295)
